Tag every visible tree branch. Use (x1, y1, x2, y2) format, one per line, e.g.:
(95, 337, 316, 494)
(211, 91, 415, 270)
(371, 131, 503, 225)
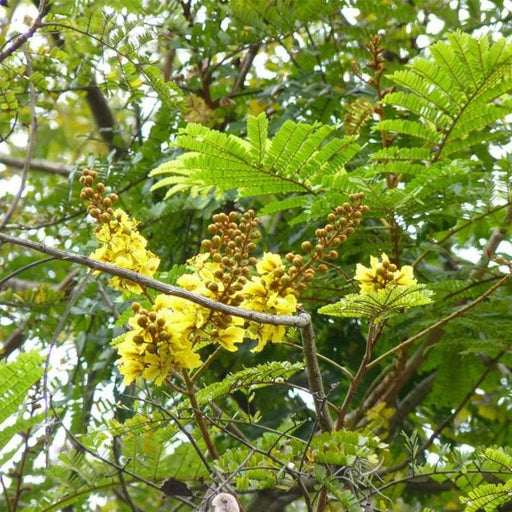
(0, 1, 47, 63)
(0, 232, 311, 328)
(300, 321, 334, 432)
(85, 81, 126, 157)
(0, 155, 72, 176)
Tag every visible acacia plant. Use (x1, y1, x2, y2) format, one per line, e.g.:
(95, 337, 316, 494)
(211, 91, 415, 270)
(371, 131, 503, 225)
(1, 1, 512, 511)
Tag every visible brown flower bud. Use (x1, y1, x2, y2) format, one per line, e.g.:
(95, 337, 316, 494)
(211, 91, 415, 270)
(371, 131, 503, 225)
(280, 275, 291, 286)
(328, 250, 338, 260)
(137, 316, 148, 328)
(274, 267, 285, 278)
(301, 241, 312, 252)
(201, 239, 212, 250)
(318, 263, 328, 273)
(133, 335, 144, 345)
(207, 281, 219, 292)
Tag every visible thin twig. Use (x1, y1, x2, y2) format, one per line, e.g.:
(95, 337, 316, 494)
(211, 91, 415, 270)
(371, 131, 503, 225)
(0, 50, 37, 230)
(367, 272, 512, 369)
(0, 1, 47, 63)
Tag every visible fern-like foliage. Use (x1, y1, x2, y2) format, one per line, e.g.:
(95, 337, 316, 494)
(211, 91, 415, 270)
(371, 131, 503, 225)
(344, 97, 375, 135)
(230, 0, 340, 35)
(374, 31, 512, 168)
(25, 451, 122, 512)
(318, 285, 433, 322)
(194, 360, 304, 406)
(0, 351, 45, 451)
(150, 113, 360, 214)
(460, 479, 512, 512)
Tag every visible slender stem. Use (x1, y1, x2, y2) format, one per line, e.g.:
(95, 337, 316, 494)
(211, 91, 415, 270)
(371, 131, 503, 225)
(0, 50, 37, 230)
(182, 369, 219, 460)
(191, 345, 223, 383)
(11, 429, 32, 512)
(336, 321, 383, 429)
(367, 273, 512, 369)
(300, 321, 334, 432)
(0, 0, 47, 64)
(0, 472, 11, 512)
(282, 341, 354, 382)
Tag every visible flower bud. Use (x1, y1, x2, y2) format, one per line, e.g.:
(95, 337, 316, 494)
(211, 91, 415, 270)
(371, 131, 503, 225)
(301, 241, 312, 252)
(201, 239, 212, 250)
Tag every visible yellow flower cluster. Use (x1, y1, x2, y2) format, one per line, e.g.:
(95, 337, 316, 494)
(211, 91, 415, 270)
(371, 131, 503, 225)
(117, 297, 201, 386)
(171, 254, 246, 352)
(354, 253, 416, 294)
(90, 208, 160, 294)
(242, 252, 297, 352)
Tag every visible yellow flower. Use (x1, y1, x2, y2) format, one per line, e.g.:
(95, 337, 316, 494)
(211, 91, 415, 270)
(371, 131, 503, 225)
(241, 274, 297, 351)
(90, 208, 160, 295)
(116, 301, 202, 386)
(354, 253, 417, 294)
(250, 324, 286, 352)
(215, 325, 245, 352)
(256, 252, 283, 275)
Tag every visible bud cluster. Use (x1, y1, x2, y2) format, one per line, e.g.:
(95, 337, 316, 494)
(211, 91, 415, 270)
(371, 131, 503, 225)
(130, 302, 170, 354)
(79, 169, 119, 226)
(200, 210, 261, 307)
(282, 193, 369, 294)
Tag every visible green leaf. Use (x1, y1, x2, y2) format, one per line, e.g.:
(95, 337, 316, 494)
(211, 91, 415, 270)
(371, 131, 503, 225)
(318, 285, 433, 321)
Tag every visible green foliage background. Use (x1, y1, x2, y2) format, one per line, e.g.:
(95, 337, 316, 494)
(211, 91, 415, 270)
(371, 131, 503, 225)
(1, 1, 512, 511)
